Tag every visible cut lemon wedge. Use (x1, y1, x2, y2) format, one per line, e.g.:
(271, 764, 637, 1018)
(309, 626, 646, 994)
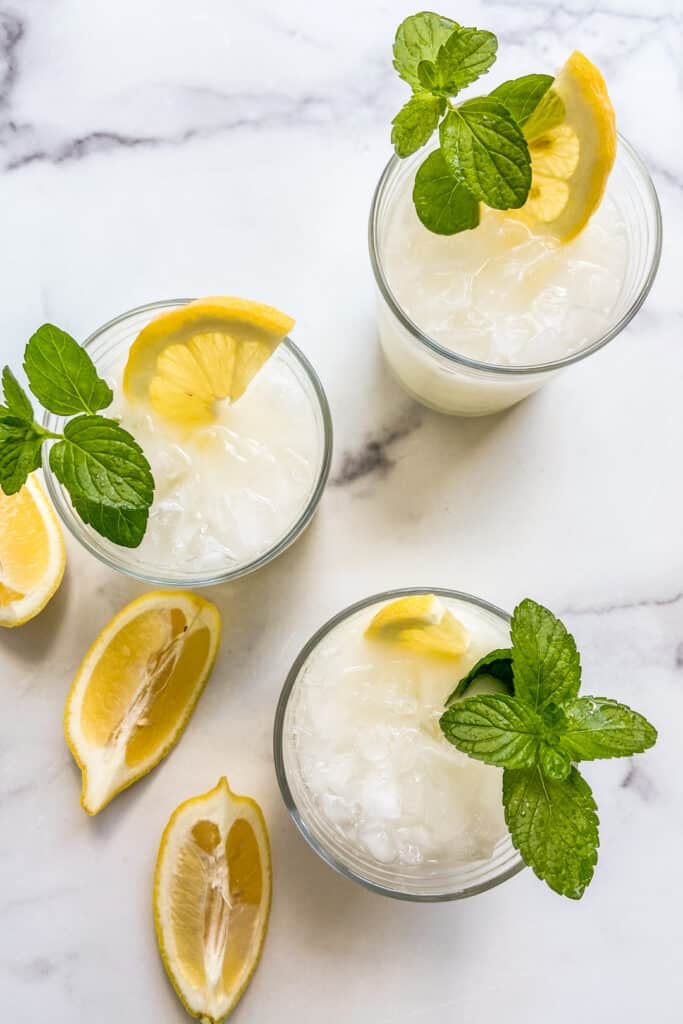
(65, 590, 221, 814)
(514, 51, 616, 242)
(365, 594, 469, 658)
(154, 777, 271, 1023)
(123, 297, 295, 426)
(0, 474, 66, 627)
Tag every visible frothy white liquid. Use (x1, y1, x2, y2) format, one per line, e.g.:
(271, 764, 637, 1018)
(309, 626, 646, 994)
(289, 597, 510, 868)
(383, 179, 628, 366)
(107, 351, 322, 574)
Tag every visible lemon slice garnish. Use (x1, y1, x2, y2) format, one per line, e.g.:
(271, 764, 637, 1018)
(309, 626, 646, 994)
(123, 297, 295, 426)
(154, 777, 271, 1023)
(365, 594, 469, 658)
(64, 590, 221, 814)
(514, 51, 616, 242)
(0, 474, 66, 627)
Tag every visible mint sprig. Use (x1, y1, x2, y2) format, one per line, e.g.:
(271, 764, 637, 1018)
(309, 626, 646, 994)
(440, 599, 657, 898)
(389, 13, 558, 234)
(412, 149, 480, 234)
(503, 766, 599, 900)
(25, 324, 114, 416)
(490, 75, 553, 131)
(0, 325, 154, 548)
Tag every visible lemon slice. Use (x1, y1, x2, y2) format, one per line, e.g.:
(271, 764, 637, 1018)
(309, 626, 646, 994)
(0, 474, 66, 627)
(65, 590, 221, 814)
(515, 51, 616, 242)
(154, 777, 271, 1023)
(365, 594, 469, 658)
(123, 297, 295, 426)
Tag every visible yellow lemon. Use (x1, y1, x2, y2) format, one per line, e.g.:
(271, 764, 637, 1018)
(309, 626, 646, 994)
(154, 777, 271, 1023)
(123, 297, 295, 426)
(515, 51, 616, 242)
(64, 590, 221, 814)
(365, 593, 469, 658)
(0, 474, 66, 627)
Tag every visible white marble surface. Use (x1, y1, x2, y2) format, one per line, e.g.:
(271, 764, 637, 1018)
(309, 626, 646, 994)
(1, 1, 681, 1021)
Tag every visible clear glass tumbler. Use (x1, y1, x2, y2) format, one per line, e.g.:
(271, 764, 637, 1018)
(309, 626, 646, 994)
(369, 136, 662, 416)
(42, 299, 333, 587)
(274, 587, 524, 901)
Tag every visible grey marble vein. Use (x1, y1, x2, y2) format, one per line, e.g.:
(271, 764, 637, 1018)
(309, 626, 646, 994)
(563, 590, 683, 616)
(620, 760, 656, 800)
(331, 406, 422, 485)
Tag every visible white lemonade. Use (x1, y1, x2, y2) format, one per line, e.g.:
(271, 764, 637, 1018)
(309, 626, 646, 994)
(382, 179, 627, 368)
(108, 348, 323, 575)
(371, 25, 659, 416)
(283, 594, 511, 877)
(59, 298, 330, 580)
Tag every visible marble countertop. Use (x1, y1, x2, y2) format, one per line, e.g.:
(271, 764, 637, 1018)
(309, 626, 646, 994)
(2, 1, 681, 1021)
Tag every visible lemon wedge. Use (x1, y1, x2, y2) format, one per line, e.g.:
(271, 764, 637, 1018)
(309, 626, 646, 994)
(64, 590, 221, 814)
(365, 594, 469, 658)
(154, 777, 271, 1023)
(0, 474, 66, 627)
(514, 51, 616, 242)
(123, 297, 295, 426)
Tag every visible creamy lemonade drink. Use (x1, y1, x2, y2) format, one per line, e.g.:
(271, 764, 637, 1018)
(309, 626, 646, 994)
(41, 298, 331, 584)
(276, 590, 522, 898)
(370, 15, 661, 415)
(276, 590, 658, 900)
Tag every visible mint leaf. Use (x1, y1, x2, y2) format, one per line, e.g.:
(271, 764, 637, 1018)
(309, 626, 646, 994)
(539, 743, 571, 781)
(511, 599, 581, 711)
(0, 417, 44, 494)
(49, 415, 153, 548)
(2, 367, 34, 422)
(24, 324, 113, 417)
(392, 93, 445, 157)
(523, 88, 565, 141)
(416, 59, 442, 94)
(440, 694, 544, 769)
(490, 74, 553, 128)
(439, 99, 531, 210)
(70, 496, 149, 549)
(435, 27, 497, 94)
(393, 12, 459, 92)
(446, 648, 513, 704)
(413, 149, 480, 235)
(503, 766, 599, 899)
(560, 698, 658, 761)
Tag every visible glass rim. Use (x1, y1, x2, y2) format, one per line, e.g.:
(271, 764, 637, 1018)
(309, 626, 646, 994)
(273, 586, 526, 902)
(368, 133, 663, 377)
(41, 297, 333, 588)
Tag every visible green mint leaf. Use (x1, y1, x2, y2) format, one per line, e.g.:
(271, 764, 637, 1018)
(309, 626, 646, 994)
(523, 88, 565, 141)
(393, 11, 459, 92)
(417, 58, 442, 93)
(446, 647, 513, 705)
(511, 599, 581, 711)
(0, 416, 45, 494)
(70, 496, 149, 549)
(392, 93, 445, 158)
(539, 743, 572, 781)
(413, 149, 480, 235)
(559, 697, 658, 761)
(49, 414, 154, 548)
(24, 324, 113, 417)
(2, 367, 34, 422)
(440, 694, 544, 769)
(435, 26, 497, 95)
(490, 74, 553, 128)
(439, 98, 531, 209)
(503, 766, 599, 899)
